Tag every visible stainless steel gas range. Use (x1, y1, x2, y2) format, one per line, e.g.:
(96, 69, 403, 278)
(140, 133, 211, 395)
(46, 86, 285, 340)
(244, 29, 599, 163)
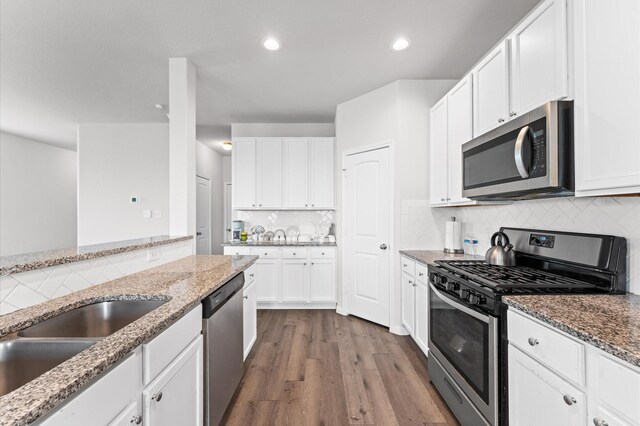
(427, 227, 627, 426)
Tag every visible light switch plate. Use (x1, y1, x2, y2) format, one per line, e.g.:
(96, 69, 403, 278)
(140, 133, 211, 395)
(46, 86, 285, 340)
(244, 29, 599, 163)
(146, 249, 160, 262)
(152, 210, 162, 219)
(143, 210, 152, 218)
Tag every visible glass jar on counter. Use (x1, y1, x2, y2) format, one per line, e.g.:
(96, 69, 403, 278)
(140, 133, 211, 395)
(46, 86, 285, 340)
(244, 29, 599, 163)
(463, 236, 479, 256)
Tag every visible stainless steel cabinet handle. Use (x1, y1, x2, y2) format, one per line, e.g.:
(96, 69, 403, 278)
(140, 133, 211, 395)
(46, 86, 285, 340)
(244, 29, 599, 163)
(130, 415, 142, 425)
(510, 112, 517, 117)
(259, 204, 262, 207)
(249, 273, 254, 277)
(498, 118, 505, 123)
(418, 272, 424, 276)
(293, 252, 296, 255)
(311, 262, 315, 265)
(380, 244, 388, 250)
(593, 418, 609, 426)
(252, 204, 256, 207)
(413, 283, 417, 287)
(243, 295, 248, 299)
(304, 262, 307, 266)
(311, 204, 315, 207)
(440, 198, 446, 202)
(403, 263, 407, 267)
(563, 395, 576, 406)
(446, 197, 450, 201)
(321, 252, 325, 255)
(528, 337, 539, 346)
(152, 391, 163, 402)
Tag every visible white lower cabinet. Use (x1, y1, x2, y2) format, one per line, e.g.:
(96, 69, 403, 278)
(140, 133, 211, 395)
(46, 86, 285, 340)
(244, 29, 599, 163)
(508, 309, 640, 426)
(242, 275, 258, 360)
(40, 305, 203, 426)
(400, 256, 429, 355)
(509, 345, 586, 425)
(224, 246, 337, 307)
(143, 336, 203, 426)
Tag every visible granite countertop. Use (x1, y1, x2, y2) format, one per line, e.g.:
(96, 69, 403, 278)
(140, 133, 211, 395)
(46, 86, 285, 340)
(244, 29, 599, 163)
(399, 250, 483, 265)
(0, 254, 257, 425)
(504, 294, 640, 368)
(0, 235, 194, 276)
(223, 240, 337, 247)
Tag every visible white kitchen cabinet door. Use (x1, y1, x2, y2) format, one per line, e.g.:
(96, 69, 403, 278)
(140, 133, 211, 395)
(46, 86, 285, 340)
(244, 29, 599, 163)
(509, 0, 568, 117)
(283, 138, 310, 208)
(256, 138, 283, 209)
(414, 280, 428, 355)
(232, 138, 257, 209)
(574, 0, 640, 196)
(242, 280, 257, 360)
(401, 272, 415, 336)
(254, 260, 279, 302)
(309, 260, 336, 302)
(509, 345, 586, 426)
(473, 40, 510, 137)
(429, 97, 449, 206)
(41, 349, 143, 426)
(309, 138, 334, 209)
(109, 400, 142, 426)
(143, 336, 203, 426)
(446, 75, 474, 205)
(281, 260, 308, 302)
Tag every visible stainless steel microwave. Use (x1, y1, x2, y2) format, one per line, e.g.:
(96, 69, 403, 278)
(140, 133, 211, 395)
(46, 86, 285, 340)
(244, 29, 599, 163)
(462, 101, 574, 200)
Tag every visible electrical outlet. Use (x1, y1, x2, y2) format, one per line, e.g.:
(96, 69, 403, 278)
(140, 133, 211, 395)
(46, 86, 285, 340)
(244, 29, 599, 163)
(152, 210, 162, 219)
(147, 249, 160, 262)
(143, 210, 152, 218)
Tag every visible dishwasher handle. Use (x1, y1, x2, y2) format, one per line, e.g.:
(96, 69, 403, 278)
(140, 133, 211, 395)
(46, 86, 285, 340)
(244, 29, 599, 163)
(202, 272, 245, 319)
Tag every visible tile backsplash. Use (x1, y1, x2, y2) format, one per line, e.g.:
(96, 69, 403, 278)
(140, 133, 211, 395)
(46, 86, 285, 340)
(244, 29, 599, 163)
(403, 196, 640, 295)
(233, 210, 336, 237)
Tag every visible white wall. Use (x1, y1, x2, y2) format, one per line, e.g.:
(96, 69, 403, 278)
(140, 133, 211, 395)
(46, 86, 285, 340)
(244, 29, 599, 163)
(77, 124, 169, 245)
(222, 156, 231, 182)
(335, 79, 455, 332)
(196, 141, 224, 254)
(231, 123, 335, 138)
(0, 132, 77, 256)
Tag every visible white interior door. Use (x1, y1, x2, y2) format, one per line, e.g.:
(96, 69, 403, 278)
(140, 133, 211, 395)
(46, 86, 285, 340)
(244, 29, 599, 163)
(196, 175, 211, 255)
(223, 182, 232, 243)
(343, 147, 391, 327)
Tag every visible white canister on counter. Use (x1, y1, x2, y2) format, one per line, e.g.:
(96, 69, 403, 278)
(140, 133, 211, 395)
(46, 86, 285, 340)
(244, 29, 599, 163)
(444, 217, 464, 254)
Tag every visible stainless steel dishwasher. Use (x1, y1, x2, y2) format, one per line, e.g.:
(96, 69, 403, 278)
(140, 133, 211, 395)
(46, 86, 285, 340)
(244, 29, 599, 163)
(202, 272, 244, 426)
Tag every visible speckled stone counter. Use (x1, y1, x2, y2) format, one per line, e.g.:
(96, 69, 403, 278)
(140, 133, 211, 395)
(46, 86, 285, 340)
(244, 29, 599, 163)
(223, 241, 337, 247)
(504, 294, 640, 368)
(0, 235, 193, 276)
(399, 250, 483, 265)
(0, 254, 257, 425)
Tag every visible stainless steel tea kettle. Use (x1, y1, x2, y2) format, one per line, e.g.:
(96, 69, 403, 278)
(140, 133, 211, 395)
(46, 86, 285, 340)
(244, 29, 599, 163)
(485, 231, 516, 266)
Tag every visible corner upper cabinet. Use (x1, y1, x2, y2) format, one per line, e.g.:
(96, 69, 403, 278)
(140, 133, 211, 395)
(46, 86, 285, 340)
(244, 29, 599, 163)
(446, 75, 474, 205)
(429, 97, 449, 206)
(472, 41, 510, 137)
(509, 0, 568, 117)
(573, 0, 640, 196)
(256, 138, 283, 209)
(309, 138, 335, 209)
(232, 138, 257, 209)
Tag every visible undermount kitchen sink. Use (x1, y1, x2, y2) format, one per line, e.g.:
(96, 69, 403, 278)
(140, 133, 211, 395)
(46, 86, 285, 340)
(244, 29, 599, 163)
(17, 300, 166, 338)
(0, 339, 97, 397)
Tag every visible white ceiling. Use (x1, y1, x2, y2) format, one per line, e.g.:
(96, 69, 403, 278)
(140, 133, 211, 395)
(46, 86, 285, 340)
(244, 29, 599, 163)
(0, 0, 539, 152)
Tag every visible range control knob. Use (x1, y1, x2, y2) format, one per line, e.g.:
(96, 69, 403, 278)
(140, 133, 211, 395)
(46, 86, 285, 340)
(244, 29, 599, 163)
(459, 289, 470, 300)
(445, 281, 458, 291)
(468, 293, 485, 305)
(434, 275, 447, 285)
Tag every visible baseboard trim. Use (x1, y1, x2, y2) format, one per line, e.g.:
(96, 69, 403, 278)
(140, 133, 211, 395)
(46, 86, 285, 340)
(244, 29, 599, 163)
(335, 305, 347, 316)
(257, 302, 337, 310)
(389, 325, 410, 336)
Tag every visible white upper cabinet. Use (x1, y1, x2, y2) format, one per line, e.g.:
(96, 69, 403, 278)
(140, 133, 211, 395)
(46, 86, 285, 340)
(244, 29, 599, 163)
(472, 40, 510, 137)
(256, 138, 282, 209)
(309, 138, 335, 209)
(429, 97, 449, 206)
(447, 75, 474, 205)
(509, 0, 568, 117)
(574, 0, 640, 196)
(232, 138, 257, 209)
(283, 138, 310, 208)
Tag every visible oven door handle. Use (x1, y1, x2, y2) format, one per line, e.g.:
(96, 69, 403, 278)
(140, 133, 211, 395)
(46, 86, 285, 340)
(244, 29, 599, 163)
(429, 283, 490, 324)
(514, 125, 532, 179)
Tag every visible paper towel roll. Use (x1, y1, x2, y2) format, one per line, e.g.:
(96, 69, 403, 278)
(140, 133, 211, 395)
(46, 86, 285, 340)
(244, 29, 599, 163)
(445, 217, 464, 253)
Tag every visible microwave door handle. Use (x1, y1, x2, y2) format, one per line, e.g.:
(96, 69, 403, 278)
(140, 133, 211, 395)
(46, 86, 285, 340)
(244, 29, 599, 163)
(514, 126, 531, 179)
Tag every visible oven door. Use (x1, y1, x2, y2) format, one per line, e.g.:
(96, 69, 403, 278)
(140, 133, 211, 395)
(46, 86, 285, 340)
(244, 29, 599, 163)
(429, 283, 498, 425)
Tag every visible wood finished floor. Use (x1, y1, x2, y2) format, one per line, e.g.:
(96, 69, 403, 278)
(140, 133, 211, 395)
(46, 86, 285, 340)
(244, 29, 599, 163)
(222, 309, 459, 426)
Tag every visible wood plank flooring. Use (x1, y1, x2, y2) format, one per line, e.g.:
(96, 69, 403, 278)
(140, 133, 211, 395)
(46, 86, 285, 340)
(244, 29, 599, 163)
(222, 310, 458, 426)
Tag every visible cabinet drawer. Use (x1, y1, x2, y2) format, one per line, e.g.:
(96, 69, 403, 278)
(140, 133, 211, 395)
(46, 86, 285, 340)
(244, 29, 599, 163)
(310, 248, 336, 259)
(244, 265, 256, 287)
(416, 263, 428, 284)
(401, 257, 416, 277)
(250, 248, 279, 259)
(508, 310, 585, 386)
(224, 247, 251, 256)
(143, 304, 202, 385)
(282, 248, 309, 259)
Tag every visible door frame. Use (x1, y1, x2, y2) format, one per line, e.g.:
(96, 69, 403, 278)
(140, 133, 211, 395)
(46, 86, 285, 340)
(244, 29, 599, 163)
(196, 174, 212, 255)
(339, 141, 396, 331)
(223, 181, 232, 243)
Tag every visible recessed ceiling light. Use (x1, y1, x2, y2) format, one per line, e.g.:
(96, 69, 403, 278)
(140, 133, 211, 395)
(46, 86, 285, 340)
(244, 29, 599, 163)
(263, 38, 281, 51)
(222, 141, 233, 151)
(391, 38, 411, 51)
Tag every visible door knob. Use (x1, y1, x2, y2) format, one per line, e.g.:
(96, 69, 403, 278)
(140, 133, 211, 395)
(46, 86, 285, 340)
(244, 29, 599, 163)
(380, 243, 388, 250)
(152, 391, 163, 402)
(196, 232, 202, 236)
(563, 395, 576, 406)
(130, 415, 143, 425)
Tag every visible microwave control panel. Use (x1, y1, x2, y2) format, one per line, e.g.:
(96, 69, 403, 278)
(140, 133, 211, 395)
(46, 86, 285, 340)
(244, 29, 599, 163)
(529, 128, 546, 178)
